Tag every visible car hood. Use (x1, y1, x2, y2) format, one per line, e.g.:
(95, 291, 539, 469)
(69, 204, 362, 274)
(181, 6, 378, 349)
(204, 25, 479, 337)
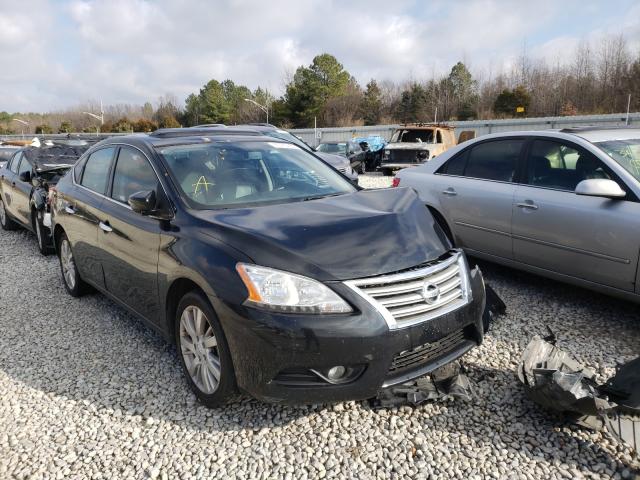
(386, 143, 432, 151)
(315, 152, 349, 168)
(193, 187, 447, 281)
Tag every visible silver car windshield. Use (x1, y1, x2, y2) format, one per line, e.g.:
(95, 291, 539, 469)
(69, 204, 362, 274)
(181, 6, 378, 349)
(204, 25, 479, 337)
(156, 140, 356, 209)
(596, 139, 640, 181)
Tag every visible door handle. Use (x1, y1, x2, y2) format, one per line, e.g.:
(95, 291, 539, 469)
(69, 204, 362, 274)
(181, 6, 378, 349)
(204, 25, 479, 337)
(442, 188, 457, 196)
(99, 221, 113, 233)
(65, 205, 76, 215)
(516, 202, 538, 210)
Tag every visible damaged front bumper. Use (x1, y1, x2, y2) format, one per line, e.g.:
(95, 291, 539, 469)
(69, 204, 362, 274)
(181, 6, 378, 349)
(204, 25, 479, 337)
(216, 265, 487, 405)
(518, 335, 639, 456)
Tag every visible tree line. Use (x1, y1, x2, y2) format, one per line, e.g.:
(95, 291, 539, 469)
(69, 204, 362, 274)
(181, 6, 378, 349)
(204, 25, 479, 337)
(1, 33, 638, 134)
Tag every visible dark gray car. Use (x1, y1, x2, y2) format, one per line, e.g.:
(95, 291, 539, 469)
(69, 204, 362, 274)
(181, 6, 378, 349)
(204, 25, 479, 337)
(395, 127, 640, 303)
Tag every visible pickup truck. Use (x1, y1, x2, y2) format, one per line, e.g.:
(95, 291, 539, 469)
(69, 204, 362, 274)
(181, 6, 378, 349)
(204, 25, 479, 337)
(380, 124, 474, 176)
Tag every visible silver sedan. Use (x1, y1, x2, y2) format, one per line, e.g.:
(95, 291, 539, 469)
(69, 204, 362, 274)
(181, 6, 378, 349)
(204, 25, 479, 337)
(395, 127, 640, 303)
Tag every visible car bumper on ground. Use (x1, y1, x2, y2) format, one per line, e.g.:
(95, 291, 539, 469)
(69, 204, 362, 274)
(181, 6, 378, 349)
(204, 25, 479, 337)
(211, 266, 486, 404)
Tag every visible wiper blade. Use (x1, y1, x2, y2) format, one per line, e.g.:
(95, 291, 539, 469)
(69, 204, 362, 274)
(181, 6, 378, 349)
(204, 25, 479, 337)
(301, 193, 343, 201)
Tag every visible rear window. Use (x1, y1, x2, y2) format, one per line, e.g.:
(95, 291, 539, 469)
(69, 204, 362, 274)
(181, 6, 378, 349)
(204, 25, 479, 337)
(157, 140, 356, 209)
(80, 148, 115, 194)
(317, 143, 346, 154)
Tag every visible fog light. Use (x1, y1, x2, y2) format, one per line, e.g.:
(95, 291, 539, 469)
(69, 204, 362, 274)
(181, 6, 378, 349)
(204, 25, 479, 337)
(327, 366, 346, 381)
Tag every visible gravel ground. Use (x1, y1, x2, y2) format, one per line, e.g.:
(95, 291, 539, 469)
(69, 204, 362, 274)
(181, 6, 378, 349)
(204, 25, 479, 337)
(1, 174, 638, 479)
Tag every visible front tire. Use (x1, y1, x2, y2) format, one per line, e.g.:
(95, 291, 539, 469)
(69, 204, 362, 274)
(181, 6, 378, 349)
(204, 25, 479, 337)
(0, 197, 18, 230)
(359, 161, 366, 174)
(58, 232, 89, 297)
(175, 291, 238, 408)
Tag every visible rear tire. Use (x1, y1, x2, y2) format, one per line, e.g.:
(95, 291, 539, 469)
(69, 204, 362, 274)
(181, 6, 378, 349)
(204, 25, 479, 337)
(382, 168, 393, 177)
(359, 162, 366, 174)
(33, 209, 52, 255)
(0, 197, 18, 230)
(58, 232, 89, 297)
(175, 291, 239, 408)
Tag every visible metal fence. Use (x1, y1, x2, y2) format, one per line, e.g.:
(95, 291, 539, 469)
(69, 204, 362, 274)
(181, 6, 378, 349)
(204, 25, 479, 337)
(289, 112, 640, 146)
(1, 112, 638, 145)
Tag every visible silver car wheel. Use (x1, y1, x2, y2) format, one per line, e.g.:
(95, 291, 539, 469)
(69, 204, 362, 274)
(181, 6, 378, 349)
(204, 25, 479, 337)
(179, 305, 221, 394)
(0, 199, 6, 225)
(60, 239, 76, 290)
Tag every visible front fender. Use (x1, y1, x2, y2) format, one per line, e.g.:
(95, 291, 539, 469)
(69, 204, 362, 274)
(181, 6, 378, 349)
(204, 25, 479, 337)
(158, 224, 254, 330)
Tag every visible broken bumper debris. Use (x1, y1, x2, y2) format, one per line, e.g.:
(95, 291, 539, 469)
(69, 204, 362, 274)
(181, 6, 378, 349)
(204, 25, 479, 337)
(373, 283, 506, 408)
(373, 360, 473, 408)
(518, 335, 639, 457)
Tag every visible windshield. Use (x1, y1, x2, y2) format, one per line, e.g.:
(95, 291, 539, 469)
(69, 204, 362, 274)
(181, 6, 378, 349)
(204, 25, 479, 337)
(392, 130, 434, 143)
(317, 143, 346, 155)
(156, 140, 356, 209)
(596, 139, 640, 182)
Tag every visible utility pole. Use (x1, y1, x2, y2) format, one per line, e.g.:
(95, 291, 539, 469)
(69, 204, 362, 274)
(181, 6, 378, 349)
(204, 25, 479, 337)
(11, 118, 29, 139)
(626, 94, 632, 126)
(83, 100, 104, 135)
(244, 98, 269, 124)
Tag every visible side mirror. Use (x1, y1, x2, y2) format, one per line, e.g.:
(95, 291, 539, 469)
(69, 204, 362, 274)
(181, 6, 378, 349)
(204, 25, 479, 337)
(360, 142, 369, 151)
(575, 179, 626, 199)
(128, 190, 157, 214)
(19, 171, 31, 183)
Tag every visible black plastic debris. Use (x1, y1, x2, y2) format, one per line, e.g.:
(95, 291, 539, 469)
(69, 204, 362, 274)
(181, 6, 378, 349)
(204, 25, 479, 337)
(372, 360, 473, 408)
(518, 335, 639, 457)
(483, 284, 506, 332)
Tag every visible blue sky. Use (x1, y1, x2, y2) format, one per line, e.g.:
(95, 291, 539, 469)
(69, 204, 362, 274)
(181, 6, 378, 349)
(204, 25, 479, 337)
(0, 0, 638, 112)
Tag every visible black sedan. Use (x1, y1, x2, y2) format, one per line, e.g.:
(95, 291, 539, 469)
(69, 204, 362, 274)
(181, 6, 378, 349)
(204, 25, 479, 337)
(316, 140, 367, 174)
(49, 130, 487, 407)
(0, 142, 91, 254)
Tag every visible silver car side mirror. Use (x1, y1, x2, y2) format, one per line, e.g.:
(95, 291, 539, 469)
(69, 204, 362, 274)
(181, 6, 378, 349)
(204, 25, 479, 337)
(575, 179, 626, 199)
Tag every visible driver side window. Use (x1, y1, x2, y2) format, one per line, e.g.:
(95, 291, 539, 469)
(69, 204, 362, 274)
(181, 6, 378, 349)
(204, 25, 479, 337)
(526, 139, 610, 191)
(110, 147, 159, 204)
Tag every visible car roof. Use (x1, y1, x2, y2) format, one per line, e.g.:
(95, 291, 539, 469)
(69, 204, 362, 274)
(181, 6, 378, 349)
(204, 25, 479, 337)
(465, 128, 640, 144)
(96, 131, 286, 149)
(396, 123, 454, 130)
(560, 127, 640, 143)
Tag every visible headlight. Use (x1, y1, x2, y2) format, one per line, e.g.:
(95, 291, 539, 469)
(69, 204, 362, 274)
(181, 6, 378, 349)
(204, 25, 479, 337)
(236, 263, 353, 314)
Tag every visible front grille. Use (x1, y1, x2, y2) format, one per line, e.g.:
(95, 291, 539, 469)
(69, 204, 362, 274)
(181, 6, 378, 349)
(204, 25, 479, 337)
(344, 251, 470, 329)
(388, 328, 468, 375)
(387, 150, 425, 164)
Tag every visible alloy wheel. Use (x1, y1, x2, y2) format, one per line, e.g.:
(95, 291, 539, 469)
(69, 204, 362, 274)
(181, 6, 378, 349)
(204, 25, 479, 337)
(60, 239, 76, 290)
(179, 305, 221, 394)
(0, 199, 6, 225)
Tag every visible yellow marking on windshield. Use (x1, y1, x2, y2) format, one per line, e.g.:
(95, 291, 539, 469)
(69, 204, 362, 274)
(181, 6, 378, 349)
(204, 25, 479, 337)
(192, 176, 214, 195)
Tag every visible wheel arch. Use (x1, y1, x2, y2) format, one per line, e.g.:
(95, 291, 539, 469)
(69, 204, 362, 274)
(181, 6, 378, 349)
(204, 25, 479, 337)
(165, 277, 211, 342)
(426, 205, 455, 247)
(52, 223, 66, 254)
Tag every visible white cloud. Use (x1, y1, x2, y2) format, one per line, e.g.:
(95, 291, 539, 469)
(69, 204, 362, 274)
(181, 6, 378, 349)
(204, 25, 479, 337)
(0, 0, 638, 112)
